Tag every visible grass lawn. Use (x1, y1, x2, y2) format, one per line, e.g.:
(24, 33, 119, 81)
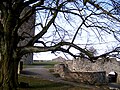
(18, 75, 80, 90)
(24, 61, 59, 68)
(20, 61, 110, 90)
(18, 75, 110, 90)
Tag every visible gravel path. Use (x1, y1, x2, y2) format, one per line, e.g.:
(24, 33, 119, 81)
(21, 65, 80, 86)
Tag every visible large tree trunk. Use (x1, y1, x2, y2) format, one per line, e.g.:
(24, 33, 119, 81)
(0, 54, 19, 90)
(0, 28, 19, 90)
(0, 33, 19, 90)
(0, 9, 20, 90)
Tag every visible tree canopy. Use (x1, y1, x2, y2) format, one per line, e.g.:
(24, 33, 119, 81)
(0, 0, 120, 61)
(0, 0, 120, 89)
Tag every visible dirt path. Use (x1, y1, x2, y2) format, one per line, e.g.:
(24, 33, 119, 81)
(21, 65, 80, 86)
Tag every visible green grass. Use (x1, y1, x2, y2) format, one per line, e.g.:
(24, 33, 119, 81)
(18, 75, 73, 90)
(25, 61, 59, 68)
(18, 75, 109, 90)
(20, 61, 110, 90)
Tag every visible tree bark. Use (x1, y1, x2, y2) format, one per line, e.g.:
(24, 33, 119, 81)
(0, 25, 19, 90)
(0, 55, 19, 90)
(0, 6, 21, 89)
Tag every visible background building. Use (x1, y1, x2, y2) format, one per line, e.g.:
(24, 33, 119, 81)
(18, 7, 35, 64)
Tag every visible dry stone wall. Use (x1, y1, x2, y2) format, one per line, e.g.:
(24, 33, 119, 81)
(64, 57, 120, 83)
(54, 63, 107, 85)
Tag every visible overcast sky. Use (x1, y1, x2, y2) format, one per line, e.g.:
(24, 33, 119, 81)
(33, 26, 120, 60)
(33, 0, 120, 60)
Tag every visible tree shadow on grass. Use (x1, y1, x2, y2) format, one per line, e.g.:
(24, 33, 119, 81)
(21, 70, 39, 75)
(18, 82, 71, 90)
(30, 82, 71, 88)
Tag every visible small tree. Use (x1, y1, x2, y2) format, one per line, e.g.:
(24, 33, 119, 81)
(87, 46, 97, 56)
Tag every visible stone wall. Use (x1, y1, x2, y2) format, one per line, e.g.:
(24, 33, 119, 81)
(54, 64, 106, 85)
(0, 7, 35, 64)
(64, 57, 120, 83)
(18, 7, 35, 64)
(68, 71, 106, 85)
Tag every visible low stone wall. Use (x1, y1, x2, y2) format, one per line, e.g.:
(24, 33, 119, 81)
(54, 64, 107, 85)
(64, 58, 120, 83)
(63, 71, 106, 85)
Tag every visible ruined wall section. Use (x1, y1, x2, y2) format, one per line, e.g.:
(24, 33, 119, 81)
(54, 63, 106, 85)
(65, 58, 120, 83)
(18, 7, 35, 64)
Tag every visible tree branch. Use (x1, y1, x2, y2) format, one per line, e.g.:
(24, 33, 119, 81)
(88, 1, 120, 22)
(24, 0, 44, 7)
(19, 41, 93, 60)
(36, 6, 83, 17)
(19, 40, 120, 62)
(27, 2, 64, 46)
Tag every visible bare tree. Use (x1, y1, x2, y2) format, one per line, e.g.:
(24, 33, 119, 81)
(87, 46, 97, 56)
(110, 0, 120, 15)
(0, 0, 120, 89)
